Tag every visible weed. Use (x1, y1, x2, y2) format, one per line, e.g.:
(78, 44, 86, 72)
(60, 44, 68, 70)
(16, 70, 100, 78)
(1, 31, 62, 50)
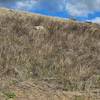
(3, 92, 16, 100)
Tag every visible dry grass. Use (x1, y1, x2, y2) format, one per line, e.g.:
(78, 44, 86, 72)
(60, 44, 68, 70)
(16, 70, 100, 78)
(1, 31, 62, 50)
(0, 79, 96, 100)
(0, 8, 100, 99)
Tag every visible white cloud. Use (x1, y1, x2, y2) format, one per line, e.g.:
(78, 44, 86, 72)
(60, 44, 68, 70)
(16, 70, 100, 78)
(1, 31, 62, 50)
(87, 17, 100, 24)
(65, 0, 100, 16)
(14, 0, 65, 12)
(15, 0, 37, 10)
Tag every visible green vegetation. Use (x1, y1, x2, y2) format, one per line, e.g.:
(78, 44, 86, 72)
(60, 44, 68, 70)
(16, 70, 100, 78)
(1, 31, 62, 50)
(3, 92, 16, 100)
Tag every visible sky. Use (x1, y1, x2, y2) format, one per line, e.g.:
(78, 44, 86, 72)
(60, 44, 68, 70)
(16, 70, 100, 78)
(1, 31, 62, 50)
(0, 0, 100, 23)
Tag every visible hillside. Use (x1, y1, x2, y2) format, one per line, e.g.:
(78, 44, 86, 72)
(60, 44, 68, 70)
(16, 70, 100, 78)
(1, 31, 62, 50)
(0, 8, 100, 100)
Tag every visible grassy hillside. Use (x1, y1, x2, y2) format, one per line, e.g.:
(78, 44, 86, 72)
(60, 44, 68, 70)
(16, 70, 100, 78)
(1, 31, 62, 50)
(0, 8, 100, 99)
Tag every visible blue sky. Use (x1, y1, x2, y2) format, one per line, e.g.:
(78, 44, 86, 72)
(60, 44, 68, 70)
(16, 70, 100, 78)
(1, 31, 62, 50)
(0, 0, 100, 23)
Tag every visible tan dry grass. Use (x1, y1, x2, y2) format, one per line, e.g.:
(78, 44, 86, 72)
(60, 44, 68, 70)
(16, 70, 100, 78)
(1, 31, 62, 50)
(0, 79, 95, 100)
(0, 7, 100, 96)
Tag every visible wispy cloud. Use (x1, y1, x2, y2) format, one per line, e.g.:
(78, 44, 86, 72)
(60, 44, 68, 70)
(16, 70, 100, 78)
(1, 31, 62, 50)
(0, 0, 65, 12)
(15, 0, 65, 12)
(15, 0, 37, 10)
(65, 0, 100, 16)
